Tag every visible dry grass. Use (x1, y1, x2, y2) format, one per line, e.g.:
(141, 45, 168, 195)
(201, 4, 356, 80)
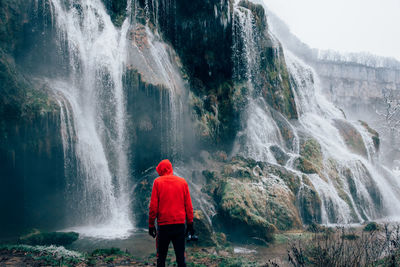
(287, 224, 400, 267)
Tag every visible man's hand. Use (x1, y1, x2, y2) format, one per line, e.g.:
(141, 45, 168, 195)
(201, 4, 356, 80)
(149, 227, 157, 238)
(186, 223, 195, 236)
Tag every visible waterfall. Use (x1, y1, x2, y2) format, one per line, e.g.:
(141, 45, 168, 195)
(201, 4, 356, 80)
(49, 0, 133, 238)
(40, 0, 186, 238)
(232, 2, 400, 224)
(286, 51, 400, 224)
(232, 0, 259, 90)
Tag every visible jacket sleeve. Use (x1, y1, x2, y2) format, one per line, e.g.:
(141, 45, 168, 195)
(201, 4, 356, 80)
(148, 180, 159, 228)
(184, 182, 194, 224)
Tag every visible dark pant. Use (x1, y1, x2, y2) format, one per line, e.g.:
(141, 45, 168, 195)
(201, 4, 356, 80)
(156, 224, 186, 267)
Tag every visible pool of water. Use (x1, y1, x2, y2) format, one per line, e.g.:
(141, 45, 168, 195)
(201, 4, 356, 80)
(69, 228, 156, 259)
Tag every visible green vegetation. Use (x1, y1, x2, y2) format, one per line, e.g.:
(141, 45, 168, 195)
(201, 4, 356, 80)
(300, 138, 323, 167)
(295, 157, 319, 174)
(91, 247, 126, 256)
(19, 230, 79, 246)
(363, 221, 380, 232)
(187, 250, 259, 267)
(0, 244, 84, 266)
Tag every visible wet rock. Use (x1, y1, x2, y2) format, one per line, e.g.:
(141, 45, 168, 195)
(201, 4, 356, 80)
(334, 119, 368, 157)
(270, 145, 290, 165)
(300, 138, 323, 168)
(133, 168, 156, 227)
(210, 157, 306, 244)
(298, 176, 322, 224)
(192, 210, 216, 246)
(359, 120, 380, 152)
(102, 0, 127, 27)
(295, 157, 319, 174)
(270, 109, 296, 150)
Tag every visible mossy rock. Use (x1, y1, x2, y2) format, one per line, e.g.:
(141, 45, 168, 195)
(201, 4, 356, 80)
(359, 120, 380, 152)
(238, 0, 267, 32)
(300, 138, 323, 167)
(262, 163, 301, 194)
(270, 109, 296, 151)
(192, 210, 217, 246)
(217, 179, 275, 243)
(298, 180, 322, 224)
(295, 157, 319, 174)
(19, 230, 79, 246)
(334, 119, 368, 157)
(270, 145, 290, 165)
(133, 168, 157, 227)
(213, 158, 307, 241)
(101, 0, 127, 27)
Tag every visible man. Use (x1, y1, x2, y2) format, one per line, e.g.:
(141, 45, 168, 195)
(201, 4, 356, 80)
(149, 159, 194, 267)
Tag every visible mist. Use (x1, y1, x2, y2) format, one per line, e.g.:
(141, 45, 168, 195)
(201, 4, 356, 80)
(262, 0, 400, 60)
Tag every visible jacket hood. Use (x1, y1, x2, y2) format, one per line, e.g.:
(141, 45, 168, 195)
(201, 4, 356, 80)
(156, 159, 173, 176)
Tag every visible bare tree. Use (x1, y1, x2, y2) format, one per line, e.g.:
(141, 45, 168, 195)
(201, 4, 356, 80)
(375, 89, 400, 144)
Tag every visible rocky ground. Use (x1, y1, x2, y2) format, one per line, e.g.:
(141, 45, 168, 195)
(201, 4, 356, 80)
(0, 231, 311, 267)
(0, 246, 276, 266)
(3, 224, 399, 267)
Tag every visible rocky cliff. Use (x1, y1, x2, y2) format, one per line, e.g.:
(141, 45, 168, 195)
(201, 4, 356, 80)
(0, 0, 66, 237)
(1, 0, 395, 246)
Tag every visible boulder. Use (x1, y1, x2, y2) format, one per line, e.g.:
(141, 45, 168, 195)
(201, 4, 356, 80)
(211, 157, 308, 244)
(19, 230, 79, 246)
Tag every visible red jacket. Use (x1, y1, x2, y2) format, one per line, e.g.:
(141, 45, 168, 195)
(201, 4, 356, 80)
(149, 159, 194, 228)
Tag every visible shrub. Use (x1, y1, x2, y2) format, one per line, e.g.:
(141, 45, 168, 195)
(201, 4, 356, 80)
(363, 222, 380, 232)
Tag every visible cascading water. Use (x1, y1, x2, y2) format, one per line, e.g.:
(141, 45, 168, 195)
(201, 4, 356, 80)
(232, 0, 285, 163)
(232, 2, 400, 224)
(48, 0, 134, 238)
(40, 0, 186, 238)
(286, 49, 400, 224)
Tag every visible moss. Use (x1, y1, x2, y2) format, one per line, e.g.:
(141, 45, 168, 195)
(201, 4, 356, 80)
(0, 49, 57, 124)
(264, 163, 301, 194)
(295, 157, 319, 174)
(218, 180, 276, 243)
(212, 157, 305, 238)
(238, 0, 267, 32)
(325, 159, 360, 222)
(192, 210, 217, 246)
(299, 184, 322, 224)
(102, 0, 127, 27)
(300, 138, 323, 167)
(258, 43, 298, 120)
(18, 231, 79, 246)
(91, 247, 126, 256)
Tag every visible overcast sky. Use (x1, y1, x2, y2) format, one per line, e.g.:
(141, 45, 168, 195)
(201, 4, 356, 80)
(262, 0, 400, 60)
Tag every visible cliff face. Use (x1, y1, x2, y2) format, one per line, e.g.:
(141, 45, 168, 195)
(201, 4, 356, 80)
(2, 0, 389, 244)
(0, 1, 66, 236)
(311, 56, 400, 119)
